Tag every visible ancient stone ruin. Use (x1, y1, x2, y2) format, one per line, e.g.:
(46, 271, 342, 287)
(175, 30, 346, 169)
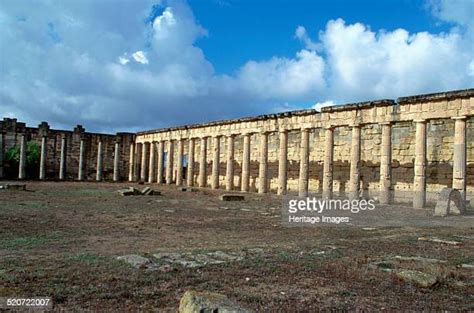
(1, 88, 473, 209)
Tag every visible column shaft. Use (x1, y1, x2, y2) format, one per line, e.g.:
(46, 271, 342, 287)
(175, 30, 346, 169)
(258, 132, 268, 194)
(140, 143, 149, 182)
(225, 135, 235, 191)
(322, 127, 334, 199)
(211, 136, 220, 189)
(59, 135, 67, 180)
(452, 117, 467, 200)
(198, 138, 207, 187)
(278, 131, 288, 195)
(18, 134, 27, 179)
(349, 125, 361, 199)
(166, 141, 174, 184)
(113, 141, 120, 181)
(0, 132, 4, 179)
(187, 139, 195, 186)
(39, 136, 47, 180)
(133, 143, 141, 181)
(241, 134, 251, 192)
(128, 142, 135, 182)
(78, 139, 85, 181)
(176, 139, 184, 186)
(96, 140, 103, 181)
(413, 120, 427, 208)
(298, 129, 310, 197)
(379, 123, 392, 204)
(157, 141, 164, 184)
(148, 142, 156, 183)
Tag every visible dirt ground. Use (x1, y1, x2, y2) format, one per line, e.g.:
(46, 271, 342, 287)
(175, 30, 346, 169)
(1, 181, 473, 311)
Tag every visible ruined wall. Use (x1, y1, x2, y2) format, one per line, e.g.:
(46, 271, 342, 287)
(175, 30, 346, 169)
(0, 118, 134, 181)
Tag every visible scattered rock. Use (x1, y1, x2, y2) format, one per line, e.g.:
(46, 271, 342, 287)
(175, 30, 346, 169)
(117, 188, 135, 196)
(418, 237, 461, 245)
(434, 187, 465, 216)
(393, 256, 447, 264)
(117, 186, 160, 196)
(220, 194, 245, 201)
(369, 261, 396, 272)
(179, 290, 249, 313)
(178, 187, 187, 192)
(362, 227, 377, 231)
(0, 183, 26, 191)
(396, 270, 438, 288)
(158, 264, 173, 272)
(116, 255, 154, 269)
(461, 264, 474, 269)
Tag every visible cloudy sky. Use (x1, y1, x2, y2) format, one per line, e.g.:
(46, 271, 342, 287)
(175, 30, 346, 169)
(0, 0, 473, 133)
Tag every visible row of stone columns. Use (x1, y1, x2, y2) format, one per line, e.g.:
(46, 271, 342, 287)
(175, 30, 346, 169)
(134, 116, 468, 207)
(16, 134, 125, 182)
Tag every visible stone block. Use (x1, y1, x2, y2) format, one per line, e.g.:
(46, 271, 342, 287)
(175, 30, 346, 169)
(220, 194, 245, 201)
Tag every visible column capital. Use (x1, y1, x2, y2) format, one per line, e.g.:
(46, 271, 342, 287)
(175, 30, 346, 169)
(349, 122, 362, 128)
(278, 129, 288, 134)
(61, 133, 67, 140)
(226, 133, 236, 138)
(451, 116, 467, 120)
(379, 121, 393, 126)
(300, 127, 311, 132)
(413, 119, 427, 123)
(324, 125, 335, 130)
(212, 134, 222, 138)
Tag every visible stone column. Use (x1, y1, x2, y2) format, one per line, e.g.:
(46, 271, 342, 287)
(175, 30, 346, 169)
(166, 140, 174, 184)
(413, 119, 427, 208)
(18, 133, 27, 180)
(0, 131, 4, 179)
(176, 139, 184, 186)
(128, 142, 135, 182)
(59, 134, 67, 180)
(322, 126, 334, 199)
(147, 142, 156, 183)
(452, 116, 467, 201)
(241, 133, 251, 192)
(157, 141, 164, 184)
(348, 124, 361, 200)
(278, 130, 288, 195)
(379, 122, 392, 204)
(198, 137, 207, 187)
(113, 139, 120, 182)
(211, 136, 221, 189)
(133, 143, 141, 181)
(298, 128, 310, 197)
(258, 132, 269, 194)
(140, 142, 149, 182)
(225, 135, 235, 191)
(96, 139, 103, 181)
(187, 138, 195, 187)
(39, 136, 47, 180)
(78, 138, 85, 181)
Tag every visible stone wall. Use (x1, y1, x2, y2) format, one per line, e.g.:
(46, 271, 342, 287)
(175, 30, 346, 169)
(0, 118, 134, 181)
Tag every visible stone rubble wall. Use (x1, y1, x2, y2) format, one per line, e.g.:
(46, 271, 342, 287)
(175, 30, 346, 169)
(0, 118, 135, 181)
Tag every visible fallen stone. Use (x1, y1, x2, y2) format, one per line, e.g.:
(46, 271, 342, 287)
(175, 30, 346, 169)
(362, 227, 377, 231)
(368, 261, 396, 272)
(395, 270, 438, 288)
(129, 187, 141, 195)
(220, 194, 245, 201)
(461, 264, 474, 269)
(393, 256, 447, 264)
(116, 255, 154, 269)
(117, 189, 135, 196)
(178, 187, 187, 192)
(1, 183, 26, 191)
(418, 237, 461, 245)
(158, 264, 173, 272)
(179, 290, 249, 313)
(434, 187, 465, 216)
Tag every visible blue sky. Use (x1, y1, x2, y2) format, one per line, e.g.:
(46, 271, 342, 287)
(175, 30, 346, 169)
(0, 0, 473, 132)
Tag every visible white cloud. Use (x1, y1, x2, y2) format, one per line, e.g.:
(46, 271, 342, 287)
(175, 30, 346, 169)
(313, 100, 336, 111)
(132, 50, 149, 64)
(0, 0, 472, 133)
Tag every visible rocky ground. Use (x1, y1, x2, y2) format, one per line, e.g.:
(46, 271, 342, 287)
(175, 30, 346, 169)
(0, 181, 473, 311)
